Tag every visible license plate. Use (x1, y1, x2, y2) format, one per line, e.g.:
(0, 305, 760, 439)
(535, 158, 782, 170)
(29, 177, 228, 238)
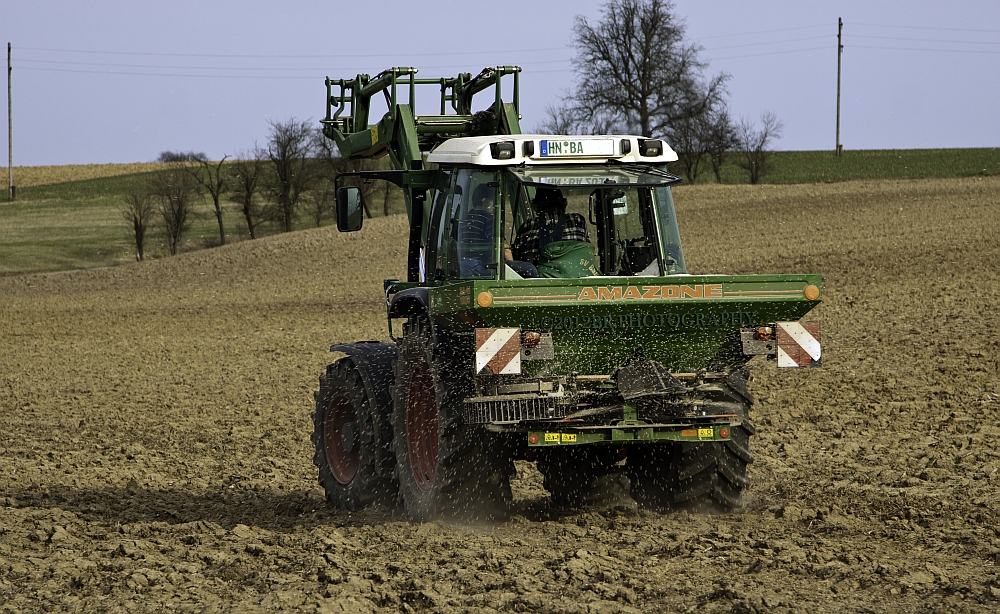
(539, 139, 615, 157)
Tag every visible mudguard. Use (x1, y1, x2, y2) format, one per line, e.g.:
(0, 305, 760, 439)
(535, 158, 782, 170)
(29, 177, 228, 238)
(388, 287, 429, 319)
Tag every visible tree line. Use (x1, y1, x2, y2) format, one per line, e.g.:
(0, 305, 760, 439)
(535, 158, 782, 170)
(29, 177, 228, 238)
(542, 0, 785, 185)
(122, 119, 392, 260)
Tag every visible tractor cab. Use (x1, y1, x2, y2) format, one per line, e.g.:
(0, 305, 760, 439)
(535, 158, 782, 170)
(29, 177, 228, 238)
(338, 134, 690, 285)
(421, 135, 689, 285)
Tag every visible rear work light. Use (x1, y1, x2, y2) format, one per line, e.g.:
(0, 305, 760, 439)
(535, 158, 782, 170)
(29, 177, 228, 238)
(638, 139, 663, 157)
(490, 141, 515, 160)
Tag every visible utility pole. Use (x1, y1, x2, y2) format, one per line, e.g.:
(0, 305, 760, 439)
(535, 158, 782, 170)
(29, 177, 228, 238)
(7, 42, 13, 199)
(836, 18, 843, 157)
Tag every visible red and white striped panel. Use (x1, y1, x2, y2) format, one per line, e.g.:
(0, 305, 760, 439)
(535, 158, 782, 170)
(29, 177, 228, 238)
(776, 321, 821, 368)
(475, 328, 521, 375)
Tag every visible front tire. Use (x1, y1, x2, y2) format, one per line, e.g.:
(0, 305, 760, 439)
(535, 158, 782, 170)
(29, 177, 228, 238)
(391, 317, 513, 522)
(312, 359, 397, 511)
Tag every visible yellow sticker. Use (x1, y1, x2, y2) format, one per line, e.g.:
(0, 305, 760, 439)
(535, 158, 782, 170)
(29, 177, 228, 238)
(561, 433, 577, 443)
(698, 428, 714, 439)
(371, 125, 379, 144)
(544, 433, 560, 443)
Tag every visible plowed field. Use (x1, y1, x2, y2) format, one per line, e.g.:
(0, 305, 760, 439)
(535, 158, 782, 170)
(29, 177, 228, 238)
(2, 176, 998, 613)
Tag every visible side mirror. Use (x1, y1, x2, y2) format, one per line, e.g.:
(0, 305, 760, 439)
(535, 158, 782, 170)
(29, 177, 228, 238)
(336, 186, 364, 232)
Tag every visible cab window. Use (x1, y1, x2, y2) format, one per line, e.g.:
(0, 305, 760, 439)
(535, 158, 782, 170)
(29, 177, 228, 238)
(431, 168, 499, 281)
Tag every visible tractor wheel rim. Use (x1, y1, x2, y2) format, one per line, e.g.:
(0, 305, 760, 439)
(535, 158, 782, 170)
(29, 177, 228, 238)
(323, 394, 359, 484)
(406, 358, 437, 492)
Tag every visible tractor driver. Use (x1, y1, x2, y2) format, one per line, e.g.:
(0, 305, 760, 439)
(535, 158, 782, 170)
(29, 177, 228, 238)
(511, 187, 599, 277)
(460, 184, 538, 278)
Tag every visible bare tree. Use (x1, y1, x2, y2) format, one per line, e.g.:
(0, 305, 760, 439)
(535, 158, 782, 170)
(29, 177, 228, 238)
(736, 111, 784, 185)
(536, 104, 579, 134)
(121, 184, 155, 261)
(671, 101, 736, 183)
(307, 179, 334, 227)
(670, 115, 709, 182)
(231, 146, 266, 239)
(381, 183, 395, 217)
(563, 0, 728, 138)
(313, 130, 380, 218)
(706, 105, 738, 183)
(150, 167, 201, 255)
(265, 118, 315, 232)
(350, 161, 381, 219)
(190, 154, 229, 245)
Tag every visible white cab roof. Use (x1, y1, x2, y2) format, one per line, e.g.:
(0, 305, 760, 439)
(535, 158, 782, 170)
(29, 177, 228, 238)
(425, 134, 678, 166)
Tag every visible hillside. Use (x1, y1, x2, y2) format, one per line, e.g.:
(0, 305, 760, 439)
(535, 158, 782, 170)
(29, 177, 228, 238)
(10, 162, 173, 189)
(3, 148, 997, 277)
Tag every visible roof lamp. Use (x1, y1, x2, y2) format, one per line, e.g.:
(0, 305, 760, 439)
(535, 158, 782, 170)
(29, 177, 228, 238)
(490, 141, 515, 160)
(638, 139, 663, 157)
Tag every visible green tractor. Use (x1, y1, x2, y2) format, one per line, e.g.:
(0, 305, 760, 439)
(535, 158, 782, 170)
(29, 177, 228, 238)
(312, 67, 822, 521)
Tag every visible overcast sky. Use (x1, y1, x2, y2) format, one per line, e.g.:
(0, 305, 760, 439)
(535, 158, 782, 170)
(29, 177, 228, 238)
(3, 0, 998, 166)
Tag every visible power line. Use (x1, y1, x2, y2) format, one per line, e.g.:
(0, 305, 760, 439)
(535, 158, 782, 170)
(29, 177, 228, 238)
(695, 24, 828, 40)
(851, 45, 1000, 55)
(19, 43, 844, 79)
(704, 36, 828, 52)
(15, 57, 572, 72)
(17, 59, 576, 79)
(850, 34, 1000, 45)
(707, 46, 830, 62)
(17, 46, 571, 60)
(852, 23, 1000, 34)
(16, 67, 320, 80)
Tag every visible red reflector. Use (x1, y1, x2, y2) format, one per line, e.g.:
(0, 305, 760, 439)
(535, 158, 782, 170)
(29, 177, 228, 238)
(719, 427, 730, 439)
(528, 433, 539, 444)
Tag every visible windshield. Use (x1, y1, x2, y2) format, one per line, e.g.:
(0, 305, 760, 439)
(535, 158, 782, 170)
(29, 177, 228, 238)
(504, 166, 687, 278)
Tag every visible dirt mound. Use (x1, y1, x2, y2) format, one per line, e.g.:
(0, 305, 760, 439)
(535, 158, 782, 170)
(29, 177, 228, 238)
(1, 177, 998, 612)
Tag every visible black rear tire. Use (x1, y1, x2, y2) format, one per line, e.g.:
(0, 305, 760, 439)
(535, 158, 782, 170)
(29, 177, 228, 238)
(627, 421, 755, 512)
(391, 317, 513, 522)
(627, 373, 755, 512)
(312, 359, 397, 511)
